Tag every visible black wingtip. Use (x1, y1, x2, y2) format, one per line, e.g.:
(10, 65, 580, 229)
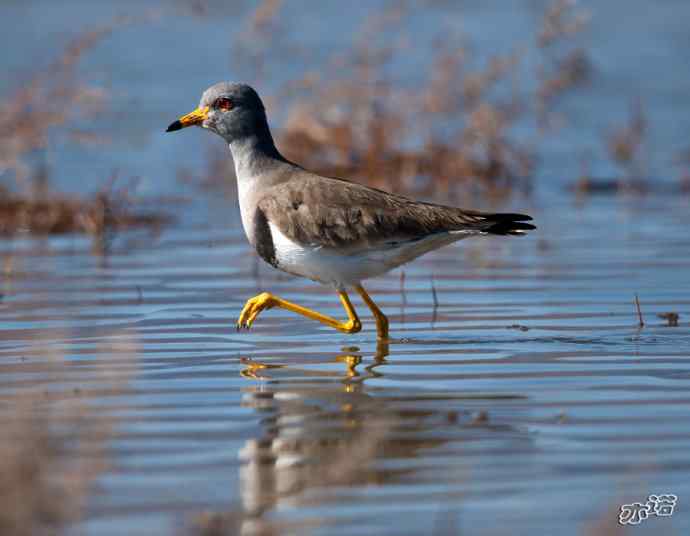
(484, 213, 536, 235)
(166, 120, 183, 132)
(498, 213, 533, 222)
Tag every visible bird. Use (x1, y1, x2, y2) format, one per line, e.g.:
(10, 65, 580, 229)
(166, 82, 535, 340)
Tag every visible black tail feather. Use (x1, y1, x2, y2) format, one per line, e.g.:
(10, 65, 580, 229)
(483, 213, 536, 236)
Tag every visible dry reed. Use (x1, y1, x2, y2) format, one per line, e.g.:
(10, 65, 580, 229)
(0, 334, 137, 536)
(0, 27, 111, 190)
(215, 0, 592, 201)
(0, 26, 171, 245)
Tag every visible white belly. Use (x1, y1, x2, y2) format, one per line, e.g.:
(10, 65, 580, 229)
(268, 222, 471, 288)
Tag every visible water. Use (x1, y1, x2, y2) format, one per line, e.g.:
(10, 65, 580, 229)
(1, 1, 690, 535)
(2, 195, 688, 535)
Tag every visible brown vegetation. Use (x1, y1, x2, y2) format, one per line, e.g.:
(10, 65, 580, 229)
(0, 391, 108, 536)
(634, 293, 644, 328)
(0, 175, 171, 240)
(536, 0, 591, 124)
(607, 99, 647, 178)
(277, 0, 590, 200)
(0, 27, 111, 188)
(202, 0, 591, 201)
(0, 26, 170, 244)
(657, 312, 679, 327)
(206, 0, 681, 200)
(575, 99, 649, 195)
(0, 335, 137, 536)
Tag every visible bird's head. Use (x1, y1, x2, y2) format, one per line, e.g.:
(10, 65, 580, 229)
(166, 82, 268, 144)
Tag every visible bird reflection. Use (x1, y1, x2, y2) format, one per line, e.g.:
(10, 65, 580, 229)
(231, 341, 531, 535)
(236, 340, 444, 525)
(240, 341, 387, 384)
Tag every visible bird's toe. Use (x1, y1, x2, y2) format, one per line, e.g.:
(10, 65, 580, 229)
(236, 292, 277, 331)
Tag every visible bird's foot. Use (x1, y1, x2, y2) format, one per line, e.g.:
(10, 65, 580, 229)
(237, 292, 277, 330)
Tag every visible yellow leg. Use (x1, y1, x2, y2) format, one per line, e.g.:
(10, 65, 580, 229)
(354, 284, 389, 340)
(237, 291, 362, 334)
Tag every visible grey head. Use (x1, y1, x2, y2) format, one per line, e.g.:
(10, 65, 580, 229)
(166, 82, 275, 146)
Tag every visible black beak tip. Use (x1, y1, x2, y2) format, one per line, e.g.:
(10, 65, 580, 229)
(166, 120, 182, 133)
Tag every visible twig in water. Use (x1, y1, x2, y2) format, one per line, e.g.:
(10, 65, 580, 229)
(400, 270, 407, 307)
(634, 293, 644, 328)
(399, 270, 407, 325)
(430, 276, 439, 328)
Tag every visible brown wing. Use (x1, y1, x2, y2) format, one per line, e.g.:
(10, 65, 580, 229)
(256, 173, 534, 250)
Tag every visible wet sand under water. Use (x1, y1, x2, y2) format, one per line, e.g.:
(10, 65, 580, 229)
(1, 196, 689, 535)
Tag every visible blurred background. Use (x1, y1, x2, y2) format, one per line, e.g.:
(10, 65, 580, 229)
(3, 0, 690, 202)
(1, 1, 689, 535)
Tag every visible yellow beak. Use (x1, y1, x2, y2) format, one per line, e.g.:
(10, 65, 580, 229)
(166, 106, 209, 132)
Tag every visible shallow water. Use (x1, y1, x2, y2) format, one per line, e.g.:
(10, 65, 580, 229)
(1, 195, 689, 535)
(2, 1, 690, 535)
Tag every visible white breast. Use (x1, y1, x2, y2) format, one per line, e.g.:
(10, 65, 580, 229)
(237, 175, 259, 245)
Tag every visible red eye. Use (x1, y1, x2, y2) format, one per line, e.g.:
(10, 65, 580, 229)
(214, 97, 233, 111)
